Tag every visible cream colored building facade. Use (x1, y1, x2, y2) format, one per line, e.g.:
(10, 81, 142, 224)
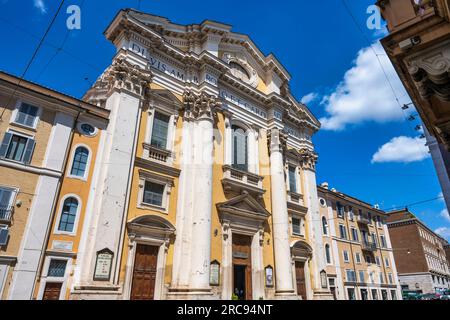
(318, 184, 402, 300)
(26, 9, 334, 300)
(0, 72, 109, 300)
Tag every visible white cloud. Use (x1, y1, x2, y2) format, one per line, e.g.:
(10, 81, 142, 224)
(435, 227, 450, 240)
(371, 136, 430, 164)
(320, 42, 410, 131)
(34, 0, 47, 14)
(301, 92, 318, 105)
(440, 209, 450, 223)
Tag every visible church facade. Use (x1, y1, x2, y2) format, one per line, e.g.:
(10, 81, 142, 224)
(20, 9, 332, 300)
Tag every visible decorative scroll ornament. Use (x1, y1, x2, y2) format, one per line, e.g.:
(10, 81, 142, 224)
(299, 148, 318, 171)
(222, 52, 259, 88)
(182, 91, 221, 121)
(85, 58, 153, 105)
(408, 52, 450, 102)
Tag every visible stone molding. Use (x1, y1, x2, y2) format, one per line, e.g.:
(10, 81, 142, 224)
(182, 90, 221, 121)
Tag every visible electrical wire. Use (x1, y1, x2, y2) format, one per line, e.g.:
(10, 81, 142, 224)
(0, 0, 66, 120)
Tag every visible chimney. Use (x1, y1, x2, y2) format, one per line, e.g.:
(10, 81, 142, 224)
(321, 182, 329, 190)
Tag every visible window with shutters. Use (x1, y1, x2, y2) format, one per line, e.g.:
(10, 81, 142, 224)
(69, 146, 90, 179)
(151, 112, 170, 150)
(57, 197, 79, 233)
(232, 125, 248, 172)
(0, 187, 17, 222)
(0, 132, 35, 164)
(13, 102, 40, 128)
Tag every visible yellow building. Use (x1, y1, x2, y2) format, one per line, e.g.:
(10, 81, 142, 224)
(31, 9, 332, 300)
(318, 183, 402, 300)
(0, 71, 109, 300)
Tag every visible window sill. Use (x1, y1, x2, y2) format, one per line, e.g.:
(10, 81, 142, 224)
(53, 230, 76, 236)
(67, 175, 88, 182)
(9, 121, 38, 132)
(138, 202, 168, 214)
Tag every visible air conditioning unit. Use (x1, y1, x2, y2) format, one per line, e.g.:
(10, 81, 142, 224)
(0, 227, 9, 246)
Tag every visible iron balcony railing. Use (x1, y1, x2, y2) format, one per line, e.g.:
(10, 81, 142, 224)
(361, 240, 377, 252)
(0, 206, 14, 222)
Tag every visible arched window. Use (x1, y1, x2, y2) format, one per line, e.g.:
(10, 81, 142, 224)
(58, 197, 79, 233)
(325, 244, 331, 264)
(229, 62, 250, 82)
(232, 125, 248, 172)
(322, 217, 328, 235)
(70, 146, 89, 177)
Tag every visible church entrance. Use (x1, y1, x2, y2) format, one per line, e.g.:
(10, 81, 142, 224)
(232, 234, 252, 300)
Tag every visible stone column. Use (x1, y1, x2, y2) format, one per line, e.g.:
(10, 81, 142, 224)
(268, 129, 296, 297)
(300, 149, 333, 300)
(169, 92, 219, 299)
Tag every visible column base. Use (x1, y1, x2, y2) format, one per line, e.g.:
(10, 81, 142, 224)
(274, 290, 299, 300)
(167, 287, 218, 300)
(312, 289, 334, 300)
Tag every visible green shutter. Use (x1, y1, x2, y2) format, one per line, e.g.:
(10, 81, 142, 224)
(0, 132, 12, 158)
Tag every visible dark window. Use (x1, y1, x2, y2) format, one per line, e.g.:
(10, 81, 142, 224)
(325, 244, 331, 264)
(232, 125, 248, 172)
(70, 147, 89, 177)
(15, 103, 39, 127)
(288, 166, 297, 193)
(1, 133, 35, 164)
(151, 112, 170, 149)
(58, 198, 78, 233)
(322, 217, 328, 235)
(292, 217, 301, 235)
(143, 181, 165, 207)
(47, 259, 67, 277)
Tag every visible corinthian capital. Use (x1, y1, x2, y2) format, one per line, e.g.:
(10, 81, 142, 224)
(182, 91, 221, 121)
(87, 58, 153, 102)
(299, 148, 318, 171)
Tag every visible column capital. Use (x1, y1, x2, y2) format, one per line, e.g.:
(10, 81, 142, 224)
(299, 148, 318, 172)
(86, 58, 153, 104)
(182, 91, 221, 122)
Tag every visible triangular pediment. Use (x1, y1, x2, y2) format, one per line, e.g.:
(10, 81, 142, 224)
(217, 193, 270, 220)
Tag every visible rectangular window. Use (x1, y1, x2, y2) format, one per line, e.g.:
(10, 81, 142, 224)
(339, 225, 347, 239)
(337, 202, 344, 217)
(143, 181, 165, 207)
(359, 270, 365, 283)
(14, 102, 39, 128)
(391, 290, 397, 300)
(379, 272, 384, 284)
(376, 256, 381, 266)
(371, 233, 378, 247)
(288, 166, 297, 193)
(371, 289, 378, 300)
(365, 255, 372, 264)
(292, 217, 302, 236)
(346, 269, 356, 282)
(380, 235, 387, 248)
(0, 187, 14, 221)
(0, 132, 35, 164)
(385, 257, 390, 268)
(347, 288, 356, 300)
(151, 112, 170, 149)
(47, 259, 67, 278)
(388, 273, 393, 284)
(355, 252, 361, 264)
(351, 228, 359, 241)
(381, 290, 388, 300)
(343, 250, 350, 263)
(348, 206, 354, 220)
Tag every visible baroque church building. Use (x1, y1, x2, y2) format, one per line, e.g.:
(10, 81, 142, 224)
(7, 9, 333, 300)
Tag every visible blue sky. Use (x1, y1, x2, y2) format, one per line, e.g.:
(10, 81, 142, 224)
(1, 0, 449, 239)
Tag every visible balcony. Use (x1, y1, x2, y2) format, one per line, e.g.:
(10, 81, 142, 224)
(222, 165, 265, 198)
(361, 241, 377, 252)
(357, 215, 371, 225)
(143, 143, 173, 163)
(0, 206, 14, 223)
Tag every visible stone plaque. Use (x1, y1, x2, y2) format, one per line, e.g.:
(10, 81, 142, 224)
(94, 249, 114, 281)
(52, 240, 73, 251)
(265, 266, 274, 287)
(209, 260, 220, 286)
